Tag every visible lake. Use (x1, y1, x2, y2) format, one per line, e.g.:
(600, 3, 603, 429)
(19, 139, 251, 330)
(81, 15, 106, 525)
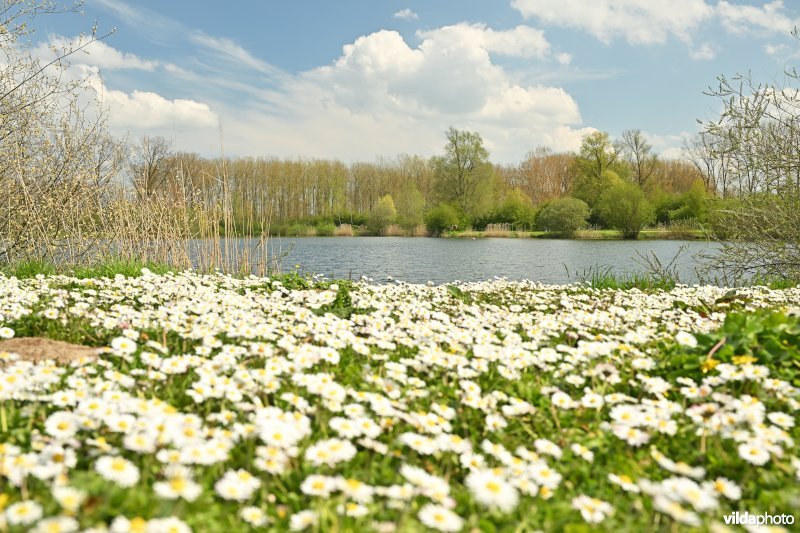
(204, 237, 720, 285)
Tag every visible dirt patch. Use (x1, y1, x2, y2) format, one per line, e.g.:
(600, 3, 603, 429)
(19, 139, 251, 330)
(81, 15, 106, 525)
(0, 337, 101, 365)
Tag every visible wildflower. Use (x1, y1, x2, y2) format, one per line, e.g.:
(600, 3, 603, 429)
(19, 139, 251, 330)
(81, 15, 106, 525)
(214, 469, 261, 501)
(289, 510, 317, 531)
(738, 441, 771, 465)
(571, 495, 613, 523)
(675, 331, 698, 348)
(52, 486, 87, 514)
(95, 456, 140, 487)
(608, 473, 640, 493)
(153, 467, 202, 501)
(465, 469, 519, 512)
(144, 517, 192, 533)
(240, 507, 268, 527)
(418, 504, 464, 532)
(5, 500, 42, 526)
(570, 443, 594, 462)
(30, 516, 79, 533)
(110, 336, 137, 355)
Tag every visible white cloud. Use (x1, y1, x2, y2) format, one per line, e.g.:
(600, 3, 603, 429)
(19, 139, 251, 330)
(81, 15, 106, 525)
(298, 26, 587, 160)
(34, 36, 159, 71)
(689, 42, 716, 61)
(81, 69, 218, 131)
(416, 24, 551, 58)
(393, 8, 419, 21)
(189, 32, 286, 78)
(61, 4, 591, 162)
(717, 0, 799, 36)
(511, 0, 714, 45)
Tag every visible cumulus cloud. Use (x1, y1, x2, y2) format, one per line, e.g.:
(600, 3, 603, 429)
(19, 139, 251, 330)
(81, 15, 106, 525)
(393, 8, 419, 21)
(511, 0, 714, 45)
(717, 0, 799, 36)
(300, 25, 587, 160)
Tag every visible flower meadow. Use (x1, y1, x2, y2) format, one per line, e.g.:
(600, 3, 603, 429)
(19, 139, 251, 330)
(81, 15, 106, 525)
(0, 270, 799, 532)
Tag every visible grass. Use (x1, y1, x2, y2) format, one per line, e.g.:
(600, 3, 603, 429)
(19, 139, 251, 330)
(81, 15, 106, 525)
(1, 273, 799, 531)
(0, 259, 176, 280)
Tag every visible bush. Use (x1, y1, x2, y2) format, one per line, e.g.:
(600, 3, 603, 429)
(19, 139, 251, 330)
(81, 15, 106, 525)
(314, 222, 336, 236)
(367, 195, 397, 235)
(425, 204, 460, 236)
(597, 182, 655, 239)
(535, 197, 590, 237)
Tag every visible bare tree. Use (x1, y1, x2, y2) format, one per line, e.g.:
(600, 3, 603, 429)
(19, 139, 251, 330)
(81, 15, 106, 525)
(128, 135, 175, 200)
(697, 33, 800, 282)
(621, 129, 658, 188)
(0, 0, 117, 263)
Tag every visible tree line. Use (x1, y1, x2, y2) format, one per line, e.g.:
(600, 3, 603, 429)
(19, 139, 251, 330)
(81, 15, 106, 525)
(127, 126, 716, 239)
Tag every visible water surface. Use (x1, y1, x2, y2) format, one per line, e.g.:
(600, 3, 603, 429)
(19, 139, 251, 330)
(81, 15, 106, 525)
(206, 237, 719, 285)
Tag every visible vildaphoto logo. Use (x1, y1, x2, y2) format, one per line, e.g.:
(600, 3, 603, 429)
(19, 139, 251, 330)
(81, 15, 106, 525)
(723, 511, 795, 526)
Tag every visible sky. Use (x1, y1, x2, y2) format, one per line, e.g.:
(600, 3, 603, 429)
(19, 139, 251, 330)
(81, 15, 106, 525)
(23, 0, 800, 164)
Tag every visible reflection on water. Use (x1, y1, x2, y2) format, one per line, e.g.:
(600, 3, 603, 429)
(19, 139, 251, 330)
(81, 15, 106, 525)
(189, 237, 720, 285)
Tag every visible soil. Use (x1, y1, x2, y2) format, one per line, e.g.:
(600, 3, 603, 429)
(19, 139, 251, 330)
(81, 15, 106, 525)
(0, 337, 100, 365)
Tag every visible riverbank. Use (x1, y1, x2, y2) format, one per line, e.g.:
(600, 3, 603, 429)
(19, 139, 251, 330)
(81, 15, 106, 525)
(268, 226, 709, 240)
(450, 228, 708, 240)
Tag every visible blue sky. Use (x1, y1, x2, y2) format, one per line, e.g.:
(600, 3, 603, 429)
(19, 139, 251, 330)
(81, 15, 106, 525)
(27, 0, 800, 163)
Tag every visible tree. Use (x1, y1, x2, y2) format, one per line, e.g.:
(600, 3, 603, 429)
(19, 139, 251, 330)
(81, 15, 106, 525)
(367, 194, 397, 235)
(432, 127, 493, 218)
(571, 132, 624, 209)
(129, 136, 175, 200)
(0, 1, 114, 263)
(535, 197, 590, 237)
(495, 188, 536, 230)
(621, 129, 658, 188)
(597, 182, 654, 239)
(395, 186, 425, 229)
(695, 39, 800, 282)
(425, 203, 460, 236)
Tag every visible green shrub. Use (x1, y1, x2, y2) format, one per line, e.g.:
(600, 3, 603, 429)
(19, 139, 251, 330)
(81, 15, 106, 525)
(424, 203, 460, 236)
(535, 197, 590, 237)
(597, 181, 655, 239)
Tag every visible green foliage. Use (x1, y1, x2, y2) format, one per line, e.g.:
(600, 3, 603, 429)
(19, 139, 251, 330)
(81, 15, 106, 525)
(395, 187, 425, 229)
(0, 259, 174, 279)
(597, 181, 654, 239)
(571, 132, 626, 209)
(535, 197, 590, 237)
(314, 222, 336, 236)
(568, 264, 678, 290)
(665, 309, 800, 385)
(432, 127, 493, 218)
(367, 194, 397, 235)
(671, 179, 709, 223)
(424, 203, 461, 236)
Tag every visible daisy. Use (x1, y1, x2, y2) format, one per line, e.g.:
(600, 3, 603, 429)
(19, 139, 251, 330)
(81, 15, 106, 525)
(738, 441, 771, 465)
(289, 510, 317, 531)
(5, 500, 43, 526)
(30, 516, 79, 533)
(240, 507, 268, 527)
(418, 504, 464, 532)
(110, 336, 137, 355)
(465, 469, 519, 512)
(571, 495, 613, 524)
(95, 456, 140, 487)
(608, 473, 640, 493)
